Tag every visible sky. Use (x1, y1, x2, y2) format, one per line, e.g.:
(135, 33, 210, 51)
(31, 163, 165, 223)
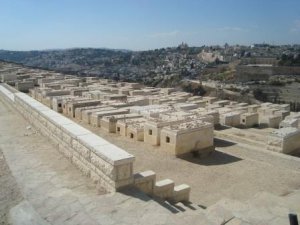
(0, 0, 300, 51)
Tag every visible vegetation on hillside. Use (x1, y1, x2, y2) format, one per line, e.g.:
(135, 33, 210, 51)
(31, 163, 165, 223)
(181, 82, 206, 96)
(278, 53, 300, 66)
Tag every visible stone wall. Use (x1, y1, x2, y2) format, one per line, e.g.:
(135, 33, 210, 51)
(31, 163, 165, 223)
(160, 125, 214, 156)
(241, 57, 278, 65)
(236, 65, 272, 82)
(267, 128, 300, 154)
(273, 66, 300, 75)
(236, 65, 300, 82)
(0, 84, 135, 192)
(0, 85, 15, 102)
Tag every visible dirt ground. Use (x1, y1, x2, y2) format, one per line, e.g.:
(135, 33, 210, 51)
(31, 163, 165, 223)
(74, 117, 300, 206)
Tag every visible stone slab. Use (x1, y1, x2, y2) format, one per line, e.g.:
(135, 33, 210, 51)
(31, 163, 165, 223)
(91, 144, 135, 166)
(9, 201, 50, 225)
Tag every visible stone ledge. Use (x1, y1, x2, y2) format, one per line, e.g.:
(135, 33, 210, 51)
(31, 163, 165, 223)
(0, 85, 15, 101)
(134, 170, 156, 195)
(2, 87, 136, 192)
(173, 184, 191, 203)
(153, 179, 174, 199)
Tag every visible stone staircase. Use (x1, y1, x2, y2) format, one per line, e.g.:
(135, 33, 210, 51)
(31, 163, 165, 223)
(133, 170, 191, 203)
(169, 189, 300, 224)
(201, 190, 300, 225)
(133, 170, 300, 224)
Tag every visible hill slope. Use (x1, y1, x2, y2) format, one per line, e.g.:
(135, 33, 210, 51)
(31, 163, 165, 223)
(0, 47, 206, 86)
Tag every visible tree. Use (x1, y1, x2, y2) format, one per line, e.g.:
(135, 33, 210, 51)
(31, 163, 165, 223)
(253, 88, 268, 101)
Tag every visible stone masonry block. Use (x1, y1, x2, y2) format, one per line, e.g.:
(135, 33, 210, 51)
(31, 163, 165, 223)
(90, 152, 116, 180)
(172, 184, 191, 203)
(90, 170, 101, 184)
(72, 139, 91, 161)
(134, 170, 156, 195)
(9, 92, 136, 193)
(72, 156, 90, 177)
(62, 132, 72, 145)
(153, 179, 174, 200)
(94, 166, 116, 186)
(117, 163, 132, 181)
(98, 177, 115, 193)
(115, 177, 134, 190)
(58, 144, 73, 160)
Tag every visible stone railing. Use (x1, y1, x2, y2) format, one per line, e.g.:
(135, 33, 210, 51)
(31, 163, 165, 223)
(0, 84, 191, 202)
(0, 85, 15, 102)
(0, 85, 135, 192)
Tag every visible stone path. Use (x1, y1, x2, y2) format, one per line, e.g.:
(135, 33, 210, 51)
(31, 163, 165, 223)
(0, 148, 23, 225)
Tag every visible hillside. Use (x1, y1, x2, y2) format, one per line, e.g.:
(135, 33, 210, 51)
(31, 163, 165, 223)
(0, 46, 206, 86)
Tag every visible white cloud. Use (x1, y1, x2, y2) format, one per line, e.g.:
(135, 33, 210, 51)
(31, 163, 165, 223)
(290, 20, 300, 33)
(148, 30, 180, 38)
(217, 26, 250, 32)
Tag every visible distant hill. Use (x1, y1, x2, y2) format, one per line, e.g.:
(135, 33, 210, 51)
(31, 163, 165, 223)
(0, 47, 206, 86)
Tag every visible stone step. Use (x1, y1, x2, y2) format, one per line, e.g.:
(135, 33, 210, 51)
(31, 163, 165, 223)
(153, 179, 175, 200)
(205, 192, 298, 225)
(134, 171, 192, 205)
(172, 184, 191, 203)
(133, 170, 156, 195)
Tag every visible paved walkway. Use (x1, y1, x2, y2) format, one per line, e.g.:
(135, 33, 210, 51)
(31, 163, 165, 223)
(0, 146, 23, 225)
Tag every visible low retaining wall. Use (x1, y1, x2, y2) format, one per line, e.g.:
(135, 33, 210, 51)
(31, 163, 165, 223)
(0, 85, 135, 192)
(134, 170, 190, 203)
(0, 85, 15, 102)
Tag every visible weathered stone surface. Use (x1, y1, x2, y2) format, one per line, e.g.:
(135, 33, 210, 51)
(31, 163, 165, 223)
(117, 164, 132, 181)
(134, 170, 156, 195)
(153, 179, 174, 200)
(172, 184, 191, 203)
(7, 88, 135, 192)
(72, 139, 91, 160)
(90, 151, 116, 179)
(9, 201, 50, 225)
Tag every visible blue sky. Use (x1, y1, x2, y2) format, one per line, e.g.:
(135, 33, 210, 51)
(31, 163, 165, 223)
(0, 0, 300, 50)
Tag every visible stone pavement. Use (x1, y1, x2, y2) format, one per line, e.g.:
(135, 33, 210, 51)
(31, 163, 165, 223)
(0, 145, 23, 224)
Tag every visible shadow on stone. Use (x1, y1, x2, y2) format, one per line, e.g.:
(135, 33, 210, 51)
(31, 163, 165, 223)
(156, 200, 181, 214)
(178, 150, 242, 166)
(290, 148, 300, 158)
(172, 203, 186, 212)
(214, 138, 237, 147)
(215, 125, 231, 131)
(119, 186, 181, 214)
(119, 186, 152, 202)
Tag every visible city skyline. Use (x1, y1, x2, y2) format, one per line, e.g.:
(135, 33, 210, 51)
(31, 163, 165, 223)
(1, 0, 300, 51)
